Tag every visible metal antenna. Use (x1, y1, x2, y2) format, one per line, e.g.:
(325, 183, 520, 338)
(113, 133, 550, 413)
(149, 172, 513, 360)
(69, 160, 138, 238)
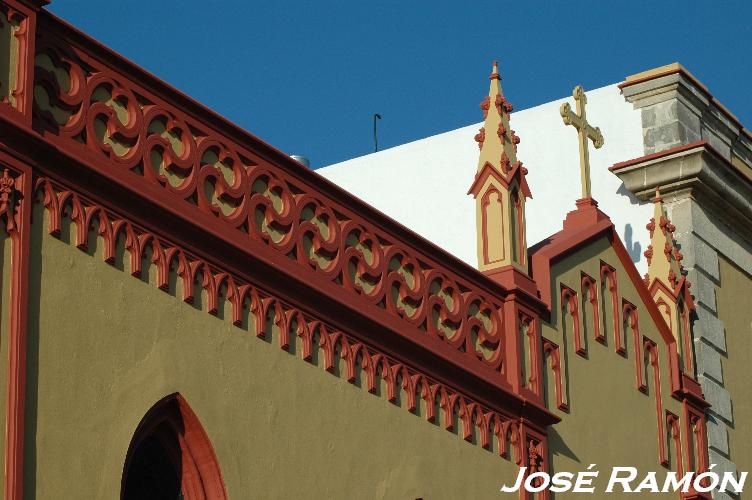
(373, 113, 382, 152)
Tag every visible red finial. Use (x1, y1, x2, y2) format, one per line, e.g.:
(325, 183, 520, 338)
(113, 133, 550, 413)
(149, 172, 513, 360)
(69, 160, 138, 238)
(490, 60, 501, 80)
(654, 186, 663, 203)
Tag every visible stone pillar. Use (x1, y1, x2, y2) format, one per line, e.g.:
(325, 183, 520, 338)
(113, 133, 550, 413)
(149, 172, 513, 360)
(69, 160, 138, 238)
(615, 63, 752, 500)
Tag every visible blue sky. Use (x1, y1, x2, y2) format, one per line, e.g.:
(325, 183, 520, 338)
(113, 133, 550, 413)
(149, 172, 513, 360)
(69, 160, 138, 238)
(49, 1, 752, 169)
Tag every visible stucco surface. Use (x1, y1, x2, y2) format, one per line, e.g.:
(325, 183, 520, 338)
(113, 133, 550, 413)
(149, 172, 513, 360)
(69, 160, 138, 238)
(716, 256, 752, 480)
(318, 84, 650, 273)
(25, 209, 521, 499)
(542, 237, 683, 498)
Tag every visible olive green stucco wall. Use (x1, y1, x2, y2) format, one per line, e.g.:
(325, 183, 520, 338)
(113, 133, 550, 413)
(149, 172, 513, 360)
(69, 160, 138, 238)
(541, 237, 681, 498)
(24, 207, 520, 499)
(716, 256, 752, 478)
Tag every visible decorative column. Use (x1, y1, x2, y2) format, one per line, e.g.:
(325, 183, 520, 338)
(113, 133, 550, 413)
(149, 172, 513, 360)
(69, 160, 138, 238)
(0, 2, 46, 499)
(467, 65, 548, 476)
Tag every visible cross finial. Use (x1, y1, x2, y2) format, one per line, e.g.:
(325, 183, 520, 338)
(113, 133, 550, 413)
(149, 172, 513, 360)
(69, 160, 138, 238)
(560, 85, 604, 199)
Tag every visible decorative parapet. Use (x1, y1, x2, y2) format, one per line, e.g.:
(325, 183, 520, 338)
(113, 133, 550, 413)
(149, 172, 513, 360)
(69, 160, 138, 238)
(0, 8, 561, 435)
(33, 175, 551, 466)
(29, 13, 511, 380)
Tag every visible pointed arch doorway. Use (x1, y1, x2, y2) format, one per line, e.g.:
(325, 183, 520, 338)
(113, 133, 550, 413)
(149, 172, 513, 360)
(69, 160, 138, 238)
(121, 393, 228, 500)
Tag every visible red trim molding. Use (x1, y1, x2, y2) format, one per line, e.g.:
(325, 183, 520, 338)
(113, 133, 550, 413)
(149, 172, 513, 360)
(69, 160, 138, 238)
(530, 200, 710, 470)
(35, 177, 558, 458)
(542, 339, 568, 412)
(560, 285, 585, 358)
(0, 154, 32, 500)
(22, 14, 537, 400)
(580, 272, 603, 345)
(121, 393, 228, 500)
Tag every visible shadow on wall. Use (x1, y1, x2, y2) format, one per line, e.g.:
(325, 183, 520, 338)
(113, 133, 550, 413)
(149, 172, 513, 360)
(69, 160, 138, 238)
(616, 183, 642, 206)
(624, 223, 642, 264)
(614, 183, 642, 264)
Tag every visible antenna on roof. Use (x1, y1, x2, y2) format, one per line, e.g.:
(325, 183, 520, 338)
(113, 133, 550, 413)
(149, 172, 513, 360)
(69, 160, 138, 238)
(373, 113, 382, 152)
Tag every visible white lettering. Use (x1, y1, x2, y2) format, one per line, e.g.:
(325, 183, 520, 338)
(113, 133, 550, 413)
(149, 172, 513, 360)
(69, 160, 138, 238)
(634, 472, 660, 492)
(606, 467, 637, 492)
(572, 464, 598, 493)
(549, 472, 574, 493)
(720, 471, 747, 493)
(693, 464, 720, 493)
(500, 467, 525, 493)
(661, 472, 693, 492)
(524, 472, 551, 493)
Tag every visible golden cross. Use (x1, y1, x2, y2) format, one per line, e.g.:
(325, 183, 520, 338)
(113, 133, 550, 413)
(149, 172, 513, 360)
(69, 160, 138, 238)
(560, 85, 604, 199)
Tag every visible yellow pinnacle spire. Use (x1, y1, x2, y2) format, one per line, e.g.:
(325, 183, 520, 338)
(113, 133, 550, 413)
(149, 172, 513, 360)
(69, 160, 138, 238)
(643, 187, 695, 374)
(468, 61, 530, 274)
(644, 187, 684, 289)
(475, 61, 520, 175)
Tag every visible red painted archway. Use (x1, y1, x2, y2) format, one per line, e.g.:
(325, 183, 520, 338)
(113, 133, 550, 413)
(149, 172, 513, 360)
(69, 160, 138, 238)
(121, 394, 228, 500)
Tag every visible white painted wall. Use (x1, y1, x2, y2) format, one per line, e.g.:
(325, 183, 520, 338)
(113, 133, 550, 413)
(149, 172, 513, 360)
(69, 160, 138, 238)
(317, 84, 651, 273)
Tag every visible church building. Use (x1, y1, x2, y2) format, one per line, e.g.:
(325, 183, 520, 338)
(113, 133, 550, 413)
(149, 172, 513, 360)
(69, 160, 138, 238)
(0, 1, 750, 499)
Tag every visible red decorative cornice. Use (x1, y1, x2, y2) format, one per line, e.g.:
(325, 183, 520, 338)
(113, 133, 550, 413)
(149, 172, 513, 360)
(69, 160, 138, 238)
(34, 177, 558, 454)
(10, 15, 563, 412)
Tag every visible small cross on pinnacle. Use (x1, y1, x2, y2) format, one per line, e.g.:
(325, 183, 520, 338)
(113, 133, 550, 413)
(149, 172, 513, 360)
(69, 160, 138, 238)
(560, 85, 604, 199)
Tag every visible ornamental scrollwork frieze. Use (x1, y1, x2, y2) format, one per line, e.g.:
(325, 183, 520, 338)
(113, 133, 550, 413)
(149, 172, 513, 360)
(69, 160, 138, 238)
(30, 32, 508, 378)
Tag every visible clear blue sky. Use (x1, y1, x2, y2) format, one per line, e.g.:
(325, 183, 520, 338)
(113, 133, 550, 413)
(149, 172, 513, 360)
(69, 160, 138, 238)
(49, 1, 752, 169)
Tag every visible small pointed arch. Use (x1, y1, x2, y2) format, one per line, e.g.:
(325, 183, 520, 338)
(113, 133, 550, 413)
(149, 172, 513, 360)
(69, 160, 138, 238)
(509, 187, 525, 265)
(480, 185, 505, 265)
(121, 393, 227, 500)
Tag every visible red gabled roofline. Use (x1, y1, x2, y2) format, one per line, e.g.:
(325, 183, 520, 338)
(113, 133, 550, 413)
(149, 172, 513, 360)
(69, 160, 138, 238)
(529, 216, 613, 310)
(529, 203, 676, 348)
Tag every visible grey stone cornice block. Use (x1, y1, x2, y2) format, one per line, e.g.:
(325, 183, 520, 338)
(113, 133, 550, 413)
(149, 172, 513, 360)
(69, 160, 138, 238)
(612, 143, 752, 241)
